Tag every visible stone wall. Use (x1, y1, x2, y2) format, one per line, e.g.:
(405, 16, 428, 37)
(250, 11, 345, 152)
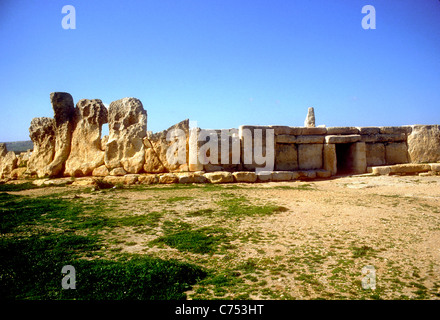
(1, 92, 439, 182)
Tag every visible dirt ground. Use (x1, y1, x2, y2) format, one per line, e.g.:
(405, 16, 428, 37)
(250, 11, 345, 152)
(8, 174, 440, 299)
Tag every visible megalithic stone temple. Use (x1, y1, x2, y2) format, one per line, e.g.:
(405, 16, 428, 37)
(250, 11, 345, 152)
(1, 92, 440, 184)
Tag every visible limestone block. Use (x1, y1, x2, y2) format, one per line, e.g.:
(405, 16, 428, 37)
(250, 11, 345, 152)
(256, 171, 272, 182)
(92, 165, 109, 177)
(298, 144, 323, 170)
(379, 126, 412, 134)
(64, 99, 108, 177)
(295, 135, 325, 144)
(271, 171, 294, 181)
(351, 142, 367, 174)
(316, 169, 332, 178)
(46, 92, 75, 177)
(159, 173, 179, 184)
(27, 117, 56, 178)
(275, 144, 298, 171)
(138, 174, 159, 184)
(362, 134, 407, 143)
(109, 167, 127, 176)
(178, 172, 207, 184)
(385, 142, 409, 165)
(323, 144, 337, 175)
(430, 163, 440, 172)
(304, 107, 315, 128)
(10, 167, 27, 180)
(325, 135, 361, 144)
(326, 127, 359, 135)
(0, 151, 17, 179)
(358, 127, 380, 135)
(232, 171, 257, 183)
(372, 166, 391, 175)
(276, 135, 297, 144)
(366, 143, 386, 166)
(204, 171, 233, 184)
(389, 164, 430, 174)
(297, 170, 317, 179)
(105, 97, 147, 174)
(300, 127, 327, 135)
(72, 178, 98, 187)
(144, 119, 189, 173)
(270, 126, 303, 135)
(407, 125, 440, 163)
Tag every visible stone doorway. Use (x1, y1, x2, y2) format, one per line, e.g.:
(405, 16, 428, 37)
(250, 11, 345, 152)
(335, 143, 355, 174)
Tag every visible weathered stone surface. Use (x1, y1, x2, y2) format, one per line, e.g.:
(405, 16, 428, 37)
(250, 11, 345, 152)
(138, 174, 159, 184)
(325, 135, 361, 144)
(358, 127, 380, 135)
(239, 125, 275, 171)
(92, 165, 109, 177)
(27, 117, 56, 177)
(316, 169, 332, 178)
(0, 150, 18, 178)
(102, 175, 138, 185)
(351, 142, 367, 174)
(271, 171, 293, 181)
(72, 178, 97, 187)
(276, 135, 297, 144)
(366, 143, 386, 166)
(304, 107, 315, 128)
(159, 173, 179, 184)
(256, 171, 272, 182)
(295, 135, 325, 144)
(379, 126, 411, 134)
(17, 150, 31, 168)
(232, 171, 257, 183)
(109, 167, 127, 176)
(389, 164, 430, 174)
(10, 167, 27, 179)
(204, 171, 233, 183)
(361, 133, 407, 143)
(64, 99, 108, 177)
(323, 144, 337, 175)
(326, 127, 359, 135)
(371, 166, 391, 175)
(178, 172, 207, 184)
(407, 125, 440, 163)
(385, 142, 409, 165)
(431, 163, 440, 172)
(105, 98, 147, 174)
(144, 119, 189, 173)
(271, 126, 303, 136)
(275, 144, 298, 171)
(298, 144, 323, 170)
(297, 170, 317, 179)
(300, 127, 327, 135)
(46, 92, 75, 177)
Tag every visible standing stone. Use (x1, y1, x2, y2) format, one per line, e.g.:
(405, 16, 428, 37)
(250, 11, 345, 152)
(143, 119, 189, 173)
(323, 144, 337, 175)
(366, 143, 386, 166)
(0, 144, 18, 179)
(407, 125, 440, 163)
(27, 117, 56, 178)
(351, 142, 367, 174)
(46, 92, 75, 177)
(64, 99, 108, 177)
(298, 144, 323, 170)
(304, 107, 315, 128)
(104, 98, 147, 174)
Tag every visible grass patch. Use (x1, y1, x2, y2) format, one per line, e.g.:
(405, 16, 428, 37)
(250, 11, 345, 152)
(216, 194, 288, 217)
(0, 235, 207, 300)
(0, 182, 39, 192)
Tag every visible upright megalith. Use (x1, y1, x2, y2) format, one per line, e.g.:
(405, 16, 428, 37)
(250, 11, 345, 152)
(64, 99, 108, 177)
(304, 107, 315, 128)
(0, 143, 18, 179)
(104, 97, 147, 174)
(143, 119, 189, 173)
(407, 125, 440, 163)
(27, 117, 56, 177)
(46, 92, 75, 176)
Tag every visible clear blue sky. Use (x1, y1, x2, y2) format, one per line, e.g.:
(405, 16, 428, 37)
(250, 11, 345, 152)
(1, 0, 439, 142)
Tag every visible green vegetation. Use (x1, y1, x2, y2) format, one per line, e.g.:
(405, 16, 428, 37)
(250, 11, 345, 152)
(2, 140, 33, 154)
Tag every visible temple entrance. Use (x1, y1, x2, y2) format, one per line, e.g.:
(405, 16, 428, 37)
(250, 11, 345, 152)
(335, 143, 355, 174)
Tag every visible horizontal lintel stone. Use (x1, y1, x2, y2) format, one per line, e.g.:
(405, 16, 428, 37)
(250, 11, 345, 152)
(361, 133, 407, 143)
(326, 127, 359, 135)
(325, 135, 361, 144)
(276, 135, 325, 144)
